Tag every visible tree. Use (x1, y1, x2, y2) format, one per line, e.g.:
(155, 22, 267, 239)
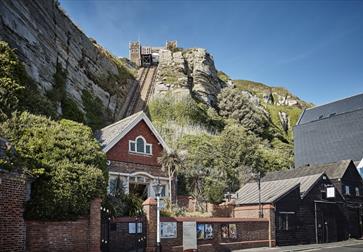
(0, 112, 107, 220)
(158, 149, 183, 205)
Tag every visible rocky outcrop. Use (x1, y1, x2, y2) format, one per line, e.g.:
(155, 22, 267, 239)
(0, 0, 136, 121)
(154, 48, 225, 106)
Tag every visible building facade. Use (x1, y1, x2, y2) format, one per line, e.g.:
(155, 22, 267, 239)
(294, 93, 363, 169)
(129, 40, 177, 67)
(234, 160, 363, 246)
(97, 112, 172, 201)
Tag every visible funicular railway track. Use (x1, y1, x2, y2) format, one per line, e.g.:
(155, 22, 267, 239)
(125, 66, 150, 117)
(132, 65, 157, 113)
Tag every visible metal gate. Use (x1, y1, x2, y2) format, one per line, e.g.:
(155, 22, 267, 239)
(102, 212, 146, 252)
(101, 207, 110, 252)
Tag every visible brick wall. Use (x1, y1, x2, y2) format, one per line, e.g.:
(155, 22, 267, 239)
(107, 120, 164, 166)
(0, 171, 26, 252)
(26, 198, 101, 252)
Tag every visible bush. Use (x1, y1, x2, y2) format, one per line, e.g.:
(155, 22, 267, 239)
(0, 112, 107, 220)
(218, 88, 270, 136)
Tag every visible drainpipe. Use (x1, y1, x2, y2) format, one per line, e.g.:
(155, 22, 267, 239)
(314, 201, 318, 244)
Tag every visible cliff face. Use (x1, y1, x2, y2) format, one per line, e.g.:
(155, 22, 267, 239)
(153, 48, 225, 106)
(0, 0, 136, 124)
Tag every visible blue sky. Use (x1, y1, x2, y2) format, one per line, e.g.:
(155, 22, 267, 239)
(59, 0, 363, 105)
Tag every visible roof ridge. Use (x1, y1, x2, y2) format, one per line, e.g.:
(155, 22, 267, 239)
(100, 111, 144, 131)
(304, 92, 363, 112)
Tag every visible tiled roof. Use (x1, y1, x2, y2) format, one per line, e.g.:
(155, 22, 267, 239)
(298, 93, 363, 125)
(263, 160, 352, 181)
(96, 111, 143, 150)
(235, 173, 323, 205)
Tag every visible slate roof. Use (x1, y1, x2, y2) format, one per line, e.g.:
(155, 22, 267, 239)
(96, 111, 143, 150)
(96, 111, 169, 153)
(263, 160, 352, 181)
(294, 108, 363, 167)
(235, 173, 323, 205)
(298, 93, 363, 125)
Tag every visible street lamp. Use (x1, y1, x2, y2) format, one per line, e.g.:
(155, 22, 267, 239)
(252, 172, 263, 218)
(152, 177, 162, 252)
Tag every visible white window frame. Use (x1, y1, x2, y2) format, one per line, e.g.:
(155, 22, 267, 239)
(356, 187, 360, 196)
(128, 136, 152, 155)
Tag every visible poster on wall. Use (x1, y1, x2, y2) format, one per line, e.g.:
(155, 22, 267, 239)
(160, 222, 177, 238)
(221, 224, 229, 238)
(183, 222, 197, 250)
(205, 224, 213, 239)
(229, 224, 237, 239)
(196, 224, 205, 239)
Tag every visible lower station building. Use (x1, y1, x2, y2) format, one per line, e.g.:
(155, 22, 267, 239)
(97, 111, 172, 201)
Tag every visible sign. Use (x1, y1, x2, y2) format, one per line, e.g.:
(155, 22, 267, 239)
(327, 187, 335, 198)
(161, 222, 177, 238)
(183, 221, 197, 250)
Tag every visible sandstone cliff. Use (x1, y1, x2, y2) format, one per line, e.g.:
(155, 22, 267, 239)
(153, 48, 225, 106)
(0, 0, 136, 126)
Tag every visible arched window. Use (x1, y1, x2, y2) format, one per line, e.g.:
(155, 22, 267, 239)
(136, 137, 145, 153)
(129, 136, 152, 155)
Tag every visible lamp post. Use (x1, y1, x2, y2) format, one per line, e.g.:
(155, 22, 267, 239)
(152, 177, 162, 252)
(252, 172, 263, 218)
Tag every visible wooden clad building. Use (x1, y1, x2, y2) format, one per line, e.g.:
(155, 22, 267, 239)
(234, 160, 363, 246)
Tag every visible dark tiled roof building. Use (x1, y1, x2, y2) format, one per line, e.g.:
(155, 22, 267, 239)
(294, 93, 363, 168)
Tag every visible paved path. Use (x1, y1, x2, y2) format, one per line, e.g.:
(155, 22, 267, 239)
(233, 239, 363, 252)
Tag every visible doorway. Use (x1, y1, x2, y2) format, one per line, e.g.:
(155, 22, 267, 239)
(129, 183, 148, 200)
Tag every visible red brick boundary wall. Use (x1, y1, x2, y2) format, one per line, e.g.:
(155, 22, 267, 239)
(26, 198, 102, 252)
(106, 198, 274, 252)
(0, 171, 27, 252)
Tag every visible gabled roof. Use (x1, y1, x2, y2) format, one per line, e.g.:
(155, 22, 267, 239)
(235, 173, 323, 205)
(297, 93, 363, 125)
(96, 111, 170, 153)
(263, 160, 353, 181)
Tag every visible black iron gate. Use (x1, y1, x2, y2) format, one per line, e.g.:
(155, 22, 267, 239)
(101, 207, 110, 252)
(101, 210, 146, 252)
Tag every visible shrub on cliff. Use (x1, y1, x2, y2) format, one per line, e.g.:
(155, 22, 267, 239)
(0, 112, 107, 220)
(218, 88, 270, 136)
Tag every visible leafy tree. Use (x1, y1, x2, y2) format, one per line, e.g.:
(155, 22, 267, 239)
(158, 149, 183, 205)
(218, 88, 270, 135)
(0, 112, 107, 220)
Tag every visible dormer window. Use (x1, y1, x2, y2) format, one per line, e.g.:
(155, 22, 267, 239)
(129, 136, 152, 155)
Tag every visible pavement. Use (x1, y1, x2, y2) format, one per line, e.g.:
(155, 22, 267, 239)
(233, 239, 363, 252)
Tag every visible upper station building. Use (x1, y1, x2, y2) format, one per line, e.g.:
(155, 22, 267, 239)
(294, 93, 363, 173)
(129, 40, 177, 67)
(97, 111, 172, 201)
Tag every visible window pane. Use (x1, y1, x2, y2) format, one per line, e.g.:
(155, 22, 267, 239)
(146, 145, 151, 154)
(136, 138, 145, 153)
(130, 142, 135, 152)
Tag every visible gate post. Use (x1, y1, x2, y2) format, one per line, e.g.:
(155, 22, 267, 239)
(143, 197, 157, 252)
(90, 198, 102, 252)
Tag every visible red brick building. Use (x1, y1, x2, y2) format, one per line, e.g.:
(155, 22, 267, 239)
(97, 112, 171, 201)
